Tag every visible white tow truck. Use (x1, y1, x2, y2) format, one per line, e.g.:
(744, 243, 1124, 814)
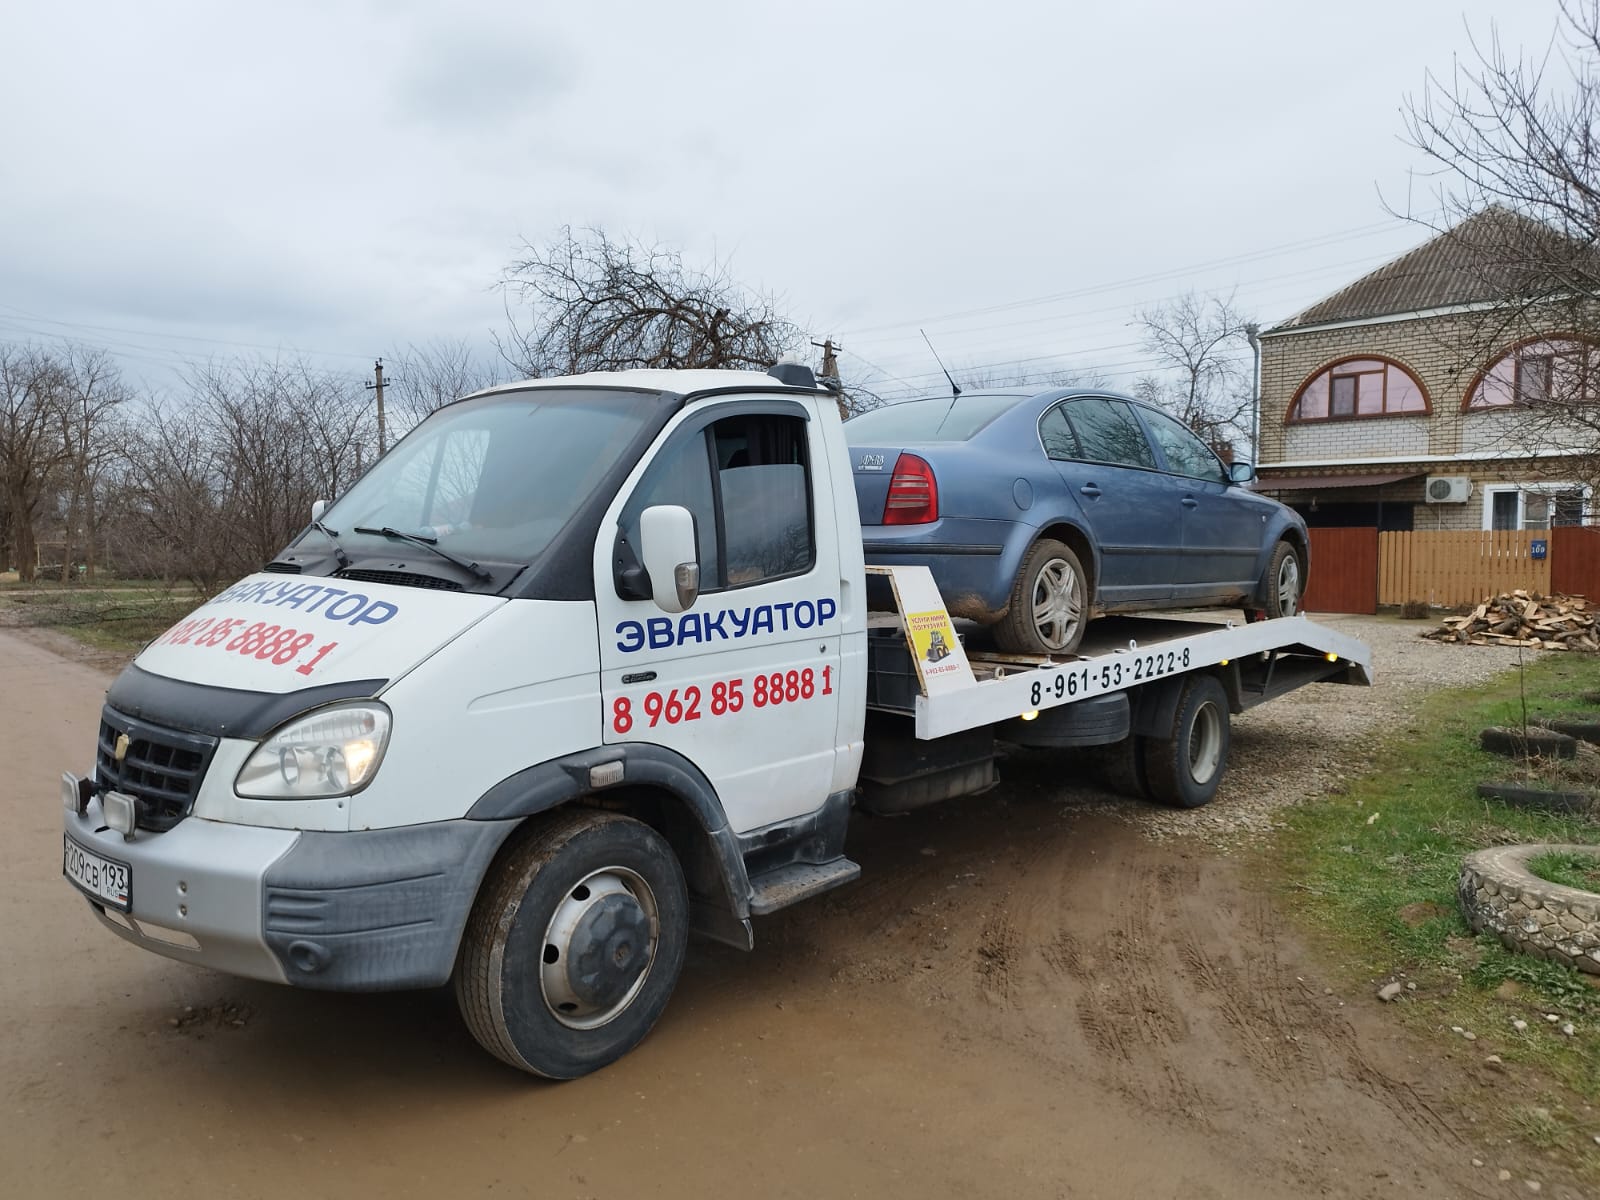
(60, 365, 1371, 1078)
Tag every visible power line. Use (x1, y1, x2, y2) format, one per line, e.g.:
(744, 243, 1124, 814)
(833, 211, 1439, 338)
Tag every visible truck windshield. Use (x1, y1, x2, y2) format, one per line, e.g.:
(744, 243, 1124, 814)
(322, 388, 656, 569)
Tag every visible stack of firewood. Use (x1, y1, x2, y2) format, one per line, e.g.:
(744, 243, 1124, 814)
(1424, 591, 1599, 650)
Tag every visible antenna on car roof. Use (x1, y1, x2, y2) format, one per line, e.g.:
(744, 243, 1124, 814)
(920, 330, 962, 400)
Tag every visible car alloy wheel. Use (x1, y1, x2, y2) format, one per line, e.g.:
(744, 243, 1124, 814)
(1032, 556, 1084, 652)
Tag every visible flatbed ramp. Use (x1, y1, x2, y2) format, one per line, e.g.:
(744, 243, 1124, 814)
(865, 566, 1373, 739)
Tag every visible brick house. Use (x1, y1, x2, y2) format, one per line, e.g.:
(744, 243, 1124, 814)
(1255, 207, 1595, 535)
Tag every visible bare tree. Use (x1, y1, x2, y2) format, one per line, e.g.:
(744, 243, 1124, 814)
(53, 346, 130, 580)
(118, 357, 374, 590)
(0, 345, 72, 580)
(1399, 3, 1600, 486)
(1133, 292, 1255, 455)
(385, 338, 507, 436)
(497, 227, 803, 377)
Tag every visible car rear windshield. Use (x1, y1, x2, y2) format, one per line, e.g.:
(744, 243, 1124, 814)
(844, 394, 1023, 443)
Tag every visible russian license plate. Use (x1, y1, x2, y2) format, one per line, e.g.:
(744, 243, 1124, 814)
(63, 835, 131, 911)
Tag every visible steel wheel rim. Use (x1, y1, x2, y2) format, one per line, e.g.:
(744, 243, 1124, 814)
(1188, 701, 1223, 784)
(1277, 554, 1300, 616)
(1031, 557, 1083, 651)
(539, 865, 660, 1031)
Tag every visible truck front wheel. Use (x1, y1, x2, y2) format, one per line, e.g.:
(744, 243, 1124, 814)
(454, 809, 688, 1079)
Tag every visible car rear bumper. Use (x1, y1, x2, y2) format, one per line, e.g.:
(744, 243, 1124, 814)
(862, 521, 1021, 620)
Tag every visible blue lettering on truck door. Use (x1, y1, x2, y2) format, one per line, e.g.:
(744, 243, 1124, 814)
(615, 597, 837, 652)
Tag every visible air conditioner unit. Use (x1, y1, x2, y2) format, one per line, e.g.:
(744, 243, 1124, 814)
(1425, 476, 1473, 504)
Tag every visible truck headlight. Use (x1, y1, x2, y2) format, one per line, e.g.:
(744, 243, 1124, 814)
(235, 703, 392, 799)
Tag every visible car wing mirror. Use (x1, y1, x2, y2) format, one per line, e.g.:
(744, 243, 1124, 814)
(1228, 462, 1256, 485)
(639, 504, 700, 613)
(311, 499, 327, 522)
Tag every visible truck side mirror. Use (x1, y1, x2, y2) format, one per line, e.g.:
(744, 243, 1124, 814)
(311, 499, 328, 522)
(639, 505, 700, 613)
(1228, 462, 1256, 485)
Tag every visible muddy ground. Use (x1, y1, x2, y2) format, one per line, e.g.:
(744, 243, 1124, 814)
(0, 623, 1582, 1198)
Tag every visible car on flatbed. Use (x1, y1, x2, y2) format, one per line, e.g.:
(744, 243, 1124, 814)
(844, 389, 1309, 654)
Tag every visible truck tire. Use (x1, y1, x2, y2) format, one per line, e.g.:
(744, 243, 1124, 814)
(1260, 540, 1302, 619)
(995, 539, 1089, 656)
(454, 809, 688, 1079)
(1140, 674, 1230, 808)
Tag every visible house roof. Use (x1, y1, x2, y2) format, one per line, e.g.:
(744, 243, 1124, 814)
(1269, 207, 1586, 333)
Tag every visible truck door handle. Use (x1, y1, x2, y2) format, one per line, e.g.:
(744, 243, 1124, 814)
(1079, 484, 1102, 498)
(1181, 497, 1198, 508)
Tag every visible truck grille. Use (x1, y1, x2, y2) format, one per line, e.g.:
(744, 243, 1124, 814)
(96, 707, 219, 832)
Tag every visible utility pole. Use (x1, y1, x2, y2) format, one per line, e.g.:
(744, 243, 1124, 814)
(1244, 324, 1261, 470)
(366, 358, 389, 455)
(812, 337, 846, 420)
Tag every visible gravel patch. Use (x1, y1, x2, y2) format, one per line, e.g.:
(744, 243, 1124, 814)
(1075, 614, 1535, 847)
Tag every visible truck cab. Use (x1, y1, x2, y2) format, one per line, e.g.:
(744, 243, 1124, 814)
(63, 367, 867, 1078)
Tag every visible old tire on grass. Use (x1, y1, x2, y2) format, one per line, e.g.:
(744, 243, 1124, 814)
(1538, 713, 1600, 745)
(1458, 844, 1600, 974)
(995, 539, 1089, 656)
(1479, 726, 1579, 759)
(1475, 782, 1596, 816)
(1140, 674, 1230, 809)
(454, 809, 688, 1079)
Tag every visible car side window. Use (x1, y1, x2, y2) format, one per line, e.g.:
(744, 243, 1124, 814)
(1140, 407, 1229, 483)
(1038, 404, 1079, 460)
(1063, 398, 1157, 470)
(622, 412, 813, 592)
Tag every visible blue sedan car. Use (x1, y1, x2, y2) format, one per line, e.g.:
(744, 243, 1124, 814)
(845, 389, 1309, 655)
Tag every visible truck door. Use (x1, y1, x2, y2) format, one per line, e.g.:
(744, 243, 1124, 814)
(594, 399, 844, 834)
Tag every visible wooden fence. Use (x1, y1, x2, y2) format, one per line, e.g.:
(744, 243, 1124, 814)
(1377, 530, 1551, 607)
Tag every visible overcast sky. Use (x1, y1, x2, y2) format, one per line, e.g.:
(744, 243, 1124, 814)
(0, 0, 1567, 400)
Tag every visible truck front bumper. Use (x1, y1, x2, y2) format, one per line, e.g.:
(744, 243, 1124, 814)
(63, 793, 518, 991)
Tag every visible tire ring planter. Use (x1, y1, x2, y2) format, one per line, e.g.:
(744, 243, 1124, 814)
(1479, 726, 1579, 759)
(1475, 782, 1597, 816)
(1457, 843, 1600, 975)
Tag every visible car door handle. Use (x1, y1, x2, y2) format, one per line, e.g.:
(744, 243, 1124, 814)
(1181, 497, 1198, 508)
(1079, 484, 1102, 498)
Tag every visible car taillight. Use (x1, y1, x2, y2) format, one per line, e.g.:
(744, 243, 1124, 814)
(883, 453, 938, 525)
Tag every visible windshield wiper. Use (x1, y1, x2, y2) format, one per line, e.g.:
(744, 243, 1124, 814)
(309, 520, 350, 569)
(354, 526, 493, 583)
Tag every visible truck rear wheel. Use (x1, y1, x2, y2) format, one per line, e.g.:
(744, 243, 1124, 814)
(1140, 674, 1230, 809)
(454, 809, 688, 1079)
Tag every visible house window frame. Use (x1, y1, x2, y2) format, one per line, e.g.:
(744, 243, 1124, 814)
(1462, 333, 1600, 410)
(1479, 481, 1591, 531)
(1285, 354, 1432, 423)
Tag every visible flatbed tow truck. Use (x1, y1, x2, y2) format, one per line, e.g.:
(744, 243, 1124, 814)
(59, 365, 1371, 1078)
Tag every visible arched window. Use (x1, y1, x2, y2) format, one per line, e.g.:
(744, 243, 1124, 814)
(1464, 336, 1600, 409)
(1287, 356, 1430, 422)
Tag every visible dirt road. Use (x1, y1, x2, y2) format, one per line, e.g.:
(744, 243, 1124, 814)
(0, 624, 1565, 1198)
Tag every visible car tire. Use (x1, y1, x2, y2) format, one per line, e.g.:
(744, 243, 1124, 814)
(454, 809, 688, 1080)
(995, 539, 1089, 656)
(1260, 540, 1302, 619)
(1140, 674, 1231, 808)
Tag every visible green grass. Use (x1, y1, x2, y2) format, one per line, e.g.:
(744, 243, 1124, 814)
(1529, 849, 1600, 891)
(1270, 651, 1600, 1168)
(0, 586, 197, 655)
